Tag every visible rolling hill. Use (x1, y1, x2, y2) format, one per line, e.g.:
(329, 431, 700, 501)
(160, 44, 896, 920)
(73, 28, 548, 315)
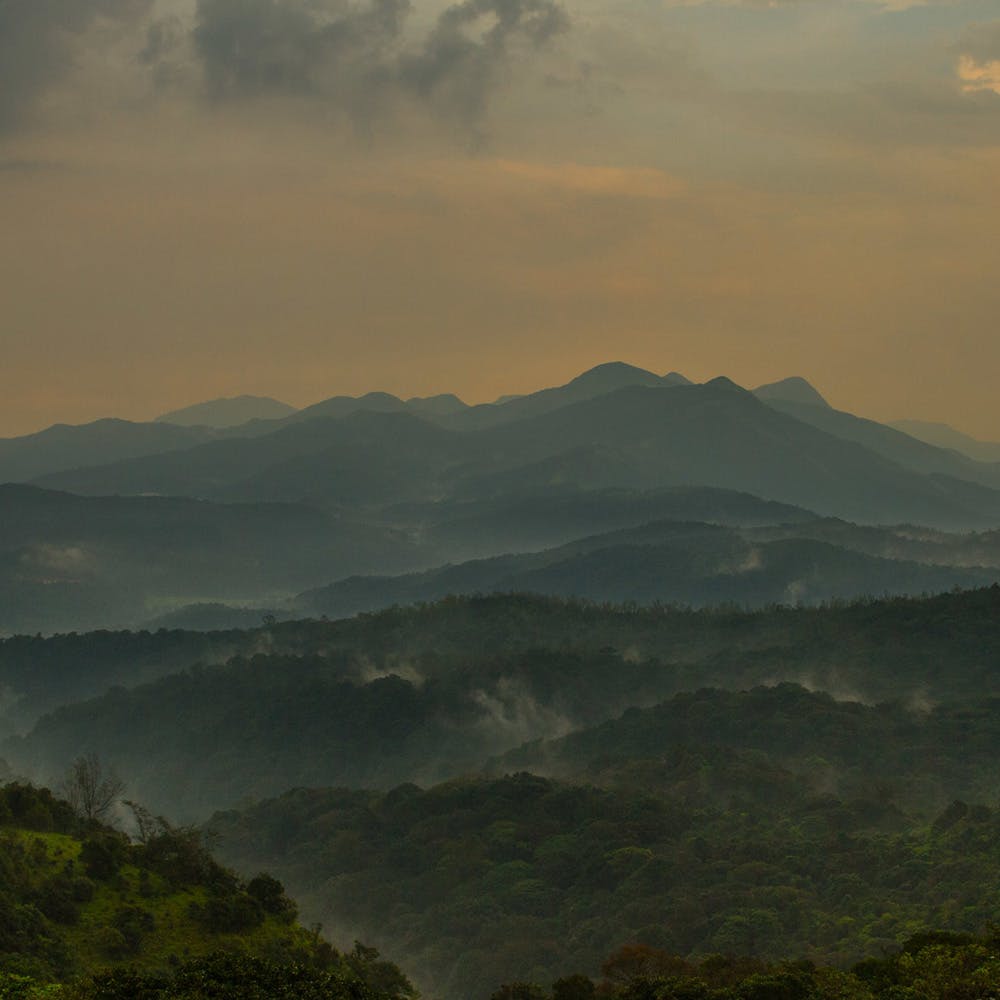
(297, 518, 999, 619)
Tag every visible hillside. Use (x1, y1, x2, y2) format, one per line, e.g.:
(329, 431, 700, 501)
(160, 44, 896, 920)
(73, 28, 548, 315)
(385, 487, 815, 563)
(298, 518, 999, 619)
(492, 684, 1000, 812)
(0, 485, 422, 635)
(757, 396, 1000, 489)
(10, 588, 1000, 820)
(0, 782, 414, 998)
(891, 419, 1000, 463)
(0, 420, 218, 485)
(209, 767, 1000, 999)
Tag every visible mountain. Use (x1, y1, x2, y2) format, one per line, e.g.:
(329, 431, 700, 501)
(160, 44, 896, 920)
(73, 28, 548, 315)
(890, 419, 1000, 463)
(11, 587, 1000, 821)
(0, 484, 421, 635)
(752, 375, 831, 408)
(404, 393, 468, 416)
(33, 379, 1000, 529)
(297, 518, 998, 620)
(450, 362, 690, 430)
(493, 684, 1000, 809)
(0, 419, 218, 483)
(755, 394, 1000, 489)
(155, 395, 297, 427)
(386, 487, 815, 562)
(288, 390, 468, 424)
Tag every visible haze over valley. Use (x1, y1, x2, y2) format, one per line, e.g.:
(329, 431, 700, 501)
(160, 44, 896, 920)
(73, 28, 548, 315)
(4, 0, 1000, 993)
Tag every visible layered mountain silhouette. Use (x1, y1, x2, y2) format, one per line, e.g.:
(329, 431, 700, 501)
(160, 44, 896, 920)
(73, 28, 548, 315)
(297, 518, 999, 619)
(0, 418, 219, 483)
(891, 419, 1000, 464)
(753, 383, 1000, 489)
(6, 363, 1000, 633)
(0, 484, 422, 633)
(27, 374, 1000, 528)
(752, 376, 831, 409)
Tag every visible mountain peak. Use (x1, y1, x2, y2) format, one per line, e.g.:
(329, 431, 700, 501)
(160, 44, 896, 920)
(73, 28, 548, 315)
(704, 375, 749, 393)
(753, 376, 830, 409)
(568, 362, 664, 391)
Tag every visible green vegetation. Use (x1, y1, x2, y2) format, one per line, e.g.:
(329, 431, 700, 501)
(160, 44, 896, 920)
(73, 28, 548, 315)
(0, 784, 416, 999)
(11, 588, 1000, 819)
(488, 931, 1000, 999)
(206, 681, 1000, 999)
(210, 773, 1000, 998)
(7, 591, 1000, 997)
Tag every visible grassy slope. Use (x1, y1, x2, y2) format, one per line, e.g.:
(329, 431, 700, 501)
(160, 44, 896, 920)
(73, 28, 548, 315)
(0, 826, 321, 980)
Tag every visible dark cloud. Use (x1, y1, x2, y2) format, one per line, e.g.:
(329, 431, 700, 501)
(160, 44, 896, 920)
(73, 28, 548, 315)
(399, 0, 571, 129)
(0, 0, 153, 132)
(193, 0, 410, 100)
(191, 0, 569, 132)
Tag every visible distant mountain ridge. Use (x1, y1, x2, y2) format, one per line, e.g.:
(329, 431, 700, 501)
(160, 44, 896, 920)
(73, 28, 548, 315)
(753, 375, 831, 408)
(0, 418, 219, 483)
(891, 419, 1000, 463)
(6, 362, 1000, 634)
(297, 517, 999, 619)
(28, 375, 1000, 529)
(155, 394, 297, 427)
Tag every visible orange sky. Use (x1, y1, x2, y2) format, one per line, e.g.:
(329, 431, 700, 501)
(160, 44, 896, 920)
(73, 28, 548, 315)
(2, 0, 999, 438)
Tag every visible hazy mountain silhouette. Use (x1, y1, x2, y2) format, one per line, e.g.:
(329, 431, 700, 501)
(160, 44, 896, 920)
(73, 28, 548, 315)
(387, 487, 814, 562)
(298, 518, 998, 619)
(891, 420, 1000, 464)
(154, 395, 297, 427)
(288, 390, 468, 425)
(31, 377, 1000, 528)
(0, 419, 218, 483)
(450, 362, 690, 429)
(0, 484, 422, 633)
(757, 396, 1000, 489)
(753, 376, 831, 409)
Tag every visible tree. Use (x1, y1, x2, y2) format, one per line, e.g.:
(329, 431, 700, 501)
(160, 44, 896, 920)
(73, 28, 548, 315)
(61, 754, 124, 823)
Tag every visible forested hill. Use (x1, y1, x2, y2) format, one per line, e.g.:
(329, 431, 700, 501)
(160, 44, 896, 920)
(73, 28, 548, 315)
(7, 587, 1000, 820)
(210, 771, 1000, 1000)
(0, 782, 415, 998)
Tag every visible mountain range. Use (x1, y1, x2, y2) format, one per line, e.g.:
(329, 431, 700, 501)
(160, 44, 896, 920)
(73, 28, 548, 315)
(3, 362, 1000, 633)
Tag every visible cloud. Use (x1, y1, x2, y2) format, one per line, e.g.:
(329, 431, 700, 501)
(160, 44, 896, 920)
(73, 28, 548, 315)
(193, 0, 410, 101)
(189, 0, 569, 134)
(398, 0, 570, 130)
(957, 20, 1000, 95)
(958, 55, 1000, 94)
(0, 0, 154, 133)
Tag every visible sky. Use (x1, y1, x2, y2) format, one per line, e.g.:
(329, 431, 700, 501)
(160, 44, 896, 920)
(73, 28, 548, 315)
(1, 0, 999, 438)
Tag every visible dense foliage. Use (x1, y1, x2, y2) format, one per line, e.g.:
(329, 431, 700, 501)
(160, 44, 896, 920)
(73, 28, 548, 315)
(10, 588, 1000, 818)
(0, 953, 394, 999)
(488, 931, 1000, 1000)
(0, 784, 415, 1000)
(209, 764, 1000, 1000)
